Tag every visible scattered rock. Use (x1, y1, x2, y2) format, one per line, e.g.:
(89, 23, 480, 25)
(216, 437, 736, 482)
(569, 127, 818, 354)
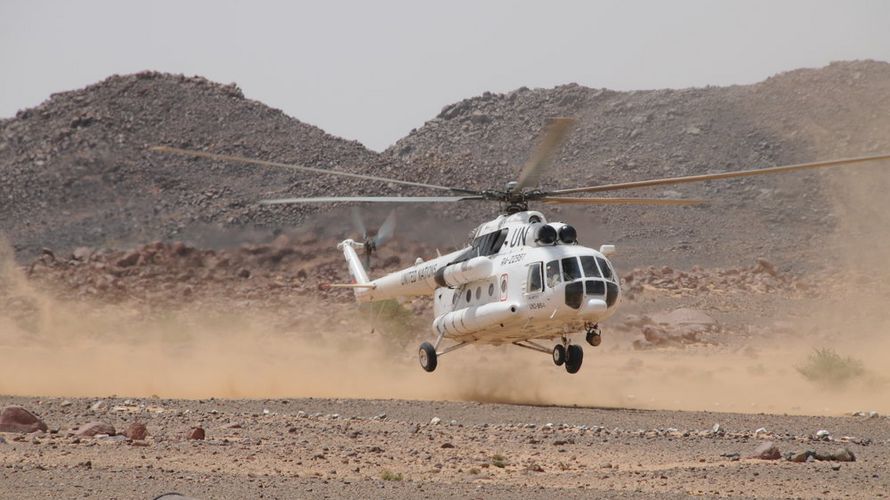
(526, 463, 545, 472)
(785, 450, 814, 463)
(441, 442, 455, 449)
(72, 247, 93, 261)
(75, 421, 116, 437)
(749, 441, 781, 460)
(815, 447, 856, 462)
(185, 427, 205, 440)
(124, 422, 148, 440)
(116, 251, 140, 267)
(90, 400, 109, 412)
(429, 417, 441, 425)
(785, 447, 855, 463)
(0, 406, 48, 433)
(814, 429, 832, 441)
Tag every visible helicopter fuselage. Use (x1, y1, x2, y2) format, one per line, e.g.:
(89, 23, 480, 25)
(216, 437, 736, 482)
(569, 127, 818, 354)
(338, 210, 620, 349)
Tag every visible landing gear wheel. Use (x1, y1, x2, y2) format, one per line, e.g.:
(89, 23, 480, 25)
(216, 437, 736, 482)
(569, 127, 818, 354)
(552, 344, 566, 366)
(586, 331, 602, 347)
(419, 342, 438, 372)
(565, 344, 584, 374)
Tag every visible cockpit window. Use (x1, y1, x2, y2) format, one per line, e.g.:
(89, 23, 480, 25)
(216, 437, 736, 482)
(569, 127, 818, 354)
(561, 257, 582, 281)
(545, 260, 561, 288)
(527, 262, 543, 293)
(580, 256, 600, 278)
(596, 256, 613, 280)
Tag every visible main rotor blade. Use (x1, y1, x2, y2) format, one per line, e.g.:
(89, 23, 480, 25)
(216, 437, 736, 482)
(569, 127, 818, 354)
(548, 153, 890, 195)
(149, 145, 477, 194)
(373, 210, 397, 248)
(514, 117, 576, 192)
(351, 207, 368, 240)
(259, 196, 483, 205)
(541, 196, 707, 206)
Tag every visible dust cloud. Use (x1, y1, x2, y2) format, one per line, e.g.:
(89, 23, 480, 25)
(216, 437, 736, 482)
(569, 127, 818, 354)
(2, 252, 888, 416)
(2, 159, 890, 415)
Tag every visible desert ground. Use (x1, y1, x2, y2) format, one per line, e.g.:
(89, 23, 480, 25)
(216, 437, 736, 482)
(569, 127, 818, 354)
(2, 395, 889, 500)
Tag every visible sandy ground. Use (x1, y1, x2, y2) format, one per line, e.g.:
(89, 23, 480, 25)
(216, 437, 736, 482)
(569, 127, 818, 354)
(2, 395, 889, 499)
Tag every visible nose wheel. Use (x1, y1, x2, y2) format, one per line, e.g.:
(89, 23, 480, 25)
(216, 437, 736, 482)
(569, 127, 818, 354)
(585, 323, 602, 347)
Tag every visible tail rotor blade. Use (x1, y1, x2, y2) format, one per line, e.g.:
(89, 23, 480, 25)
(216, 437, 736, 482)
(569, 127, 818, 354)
(351, 207, 368, 240)
(373, 210, 397, 248)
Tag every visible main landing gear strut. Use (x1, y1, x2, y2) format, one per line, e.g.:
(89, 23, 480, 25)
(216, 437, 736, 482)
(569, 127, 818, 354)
(511, 325, 604, 374)
(418, 330, 468, 373)
(421, 326, 604, 374)
(513, 332, 596, 374)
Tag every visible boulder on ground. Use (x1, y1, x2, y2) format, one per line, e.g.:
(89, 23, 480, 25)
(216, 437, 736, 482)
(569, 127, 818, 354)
(749, 441, 781, 460)
(0, 406, 48, 433)
(185, 427, 205, 440)
(75, 421, 116, 437)
(815, 447, 856, 462)
(124, 422, 148, 440)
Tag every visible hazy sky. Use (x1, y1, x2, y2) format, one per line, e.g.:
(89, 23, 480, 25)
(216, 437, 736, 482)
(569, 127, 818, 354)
(2, 1, 889, 151)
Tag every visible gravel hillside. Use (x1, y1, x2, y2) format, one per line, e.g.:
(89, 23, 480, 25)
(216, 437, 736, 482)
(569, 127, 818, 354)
(0, 72, 404, 259)
(3, 62, 890, 270)
(387, 60, 890, 269)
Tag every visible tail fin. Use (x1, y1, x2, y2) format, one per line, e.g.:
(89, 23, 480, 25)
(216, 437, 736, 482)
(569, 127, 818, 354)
(336, 239, 372, 299)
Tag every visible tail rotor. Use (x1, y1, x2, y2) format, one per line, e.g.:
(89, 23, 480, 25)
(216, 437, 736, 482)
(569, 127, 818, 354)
(351, 207, 397, 269)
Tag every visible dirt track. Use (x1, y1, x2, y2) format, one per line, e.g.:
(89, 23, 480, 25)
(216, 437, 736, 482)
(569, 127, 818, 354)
(2, 395, 889, 499)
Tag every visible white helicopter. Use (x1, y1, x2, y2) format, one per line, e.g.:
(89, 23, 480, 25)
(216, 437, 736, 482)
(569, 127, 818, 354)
(151, 119, 890, 373)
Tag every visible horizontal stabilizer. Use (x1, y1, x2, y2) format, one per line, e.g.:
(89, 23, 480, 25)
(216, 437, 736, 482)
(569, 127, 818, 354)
(320, 283, 377, 290)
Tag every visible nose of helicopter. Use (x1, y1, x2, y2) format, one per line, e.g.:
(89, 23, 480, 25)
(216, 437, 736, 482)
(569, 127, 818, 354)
(584, 298, 608, 313)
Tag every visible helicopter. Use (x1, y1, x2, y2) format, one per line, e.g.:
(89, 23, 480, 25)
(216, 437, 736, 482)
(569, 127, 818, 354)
(150, 118, 890, 373)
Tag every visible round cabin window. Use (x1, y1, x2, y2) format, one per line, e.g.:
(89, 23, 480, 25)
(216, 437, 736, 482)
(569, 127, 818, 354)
(488, 283, 494, 296)
(500, 277, 507, 292)
(466, 289, 472, 303)
(475, 287, 481, 300)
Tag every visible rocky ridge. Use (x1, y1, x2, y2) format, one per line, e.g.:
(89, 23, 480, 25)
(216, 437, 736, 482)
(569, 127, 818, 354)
(3, 62, 890, 271)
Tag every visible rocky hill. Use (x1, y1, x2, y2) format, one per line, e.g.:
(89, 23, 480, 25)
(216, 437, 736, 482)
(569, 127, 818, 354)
(387, 60, 890, 269)
(0, 72, 406, 259)
(2, 62, 890, 270)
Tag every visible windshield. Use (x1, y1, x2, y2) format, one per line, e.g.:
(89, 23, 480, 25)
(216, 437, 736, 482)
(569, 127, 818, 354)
(580, 256, 600, 277)
(561, 257, 582, 281)
(596, 256, 613, 280)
